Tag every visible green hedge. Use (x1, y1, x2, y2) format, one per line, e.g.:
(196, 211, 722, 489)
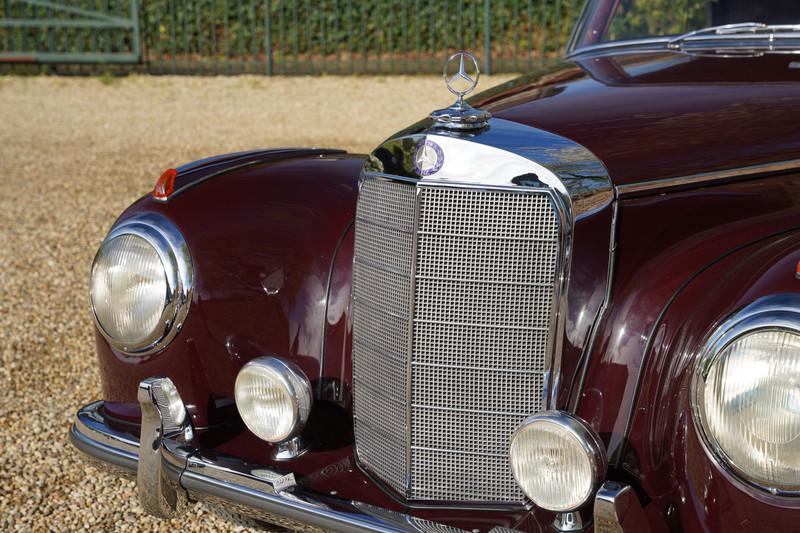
(1, 0, 583, 74)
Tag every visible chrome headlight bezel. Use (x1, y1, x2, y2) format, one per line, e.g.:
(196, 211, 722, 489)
(693, 294, 800, 497)
(90, 213, 192, 356)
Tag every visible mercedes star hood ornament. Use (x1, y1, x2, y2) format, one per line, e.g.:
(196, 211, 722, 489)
(430, 51, 491, 131)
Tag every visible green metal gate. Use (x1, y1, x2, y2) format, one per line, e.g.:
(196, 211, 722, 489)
(0, 1, 580, 74)
(0, 0, 140, 64)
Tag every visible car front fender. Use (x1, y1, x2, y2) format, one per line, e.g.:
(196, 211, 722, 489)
(94, 149, 364, 428)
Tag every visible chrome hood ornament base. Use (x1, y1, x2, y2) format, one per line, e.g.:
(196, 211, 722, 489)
(430, 51, 491, 131)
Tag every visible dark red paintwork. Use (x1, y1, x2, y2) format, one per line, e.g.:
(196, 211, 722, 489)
(476, 52, 800, 185)
(91, 49, 800, 531)
(170, 148, 346, 198)
(99, 152, 362, 428)
(624, 232, 800, 532)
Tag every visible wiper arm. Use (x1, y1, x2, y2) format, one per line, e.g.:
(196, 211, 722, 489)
(667, 22, 800, 50)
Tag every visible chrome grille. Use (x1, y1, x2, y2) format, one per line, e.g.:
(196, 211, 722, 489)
(352, 177, 561, 503)
(352, 178, 416, 494)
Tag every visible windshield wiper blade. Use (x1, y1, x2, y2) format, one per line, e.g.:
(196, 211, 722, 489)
(667, 22, 800, 50)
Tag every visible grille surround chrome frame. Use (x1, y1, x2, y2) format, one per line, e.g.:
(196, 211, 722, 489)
(351, 118, 613, 507)
(353, 175, 569, 504)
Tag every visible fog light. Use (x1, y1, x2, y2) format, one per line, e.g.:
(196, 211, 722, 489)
(234, 357, 312, 443)
(509, 411, 607, 512)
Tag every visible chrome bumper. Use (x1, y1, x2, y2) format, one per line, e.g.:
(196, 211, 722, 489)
(70, 378, 648, 532)
(69, 378, 509, 533)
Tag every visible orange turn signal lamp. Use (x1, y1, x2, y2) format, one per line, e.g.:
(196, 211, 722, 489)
(152, 168, 177, 201)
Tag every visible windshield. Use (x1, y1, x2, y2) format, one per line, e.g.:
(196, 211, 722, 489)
(569, 0, 800, 53)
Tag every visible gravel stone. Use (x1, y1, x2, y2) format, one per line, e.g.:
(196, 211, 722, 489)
(0, 74, 513, 531)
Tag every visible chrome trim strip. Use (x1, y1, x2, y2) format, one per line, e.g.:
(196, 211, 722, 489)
(566, 37, 678, 59)
(567, 34, 800, 61)
(409, 445, 508, 458)
(412, 318, 548, 331)
(70, 398, 499, 533)
(414, 274, 553, 287)
(412, 404, 531, 417)
(404, 186, 422, 495)
(564, 0, 592, 55)
(616, 159, 800, 197)
(413, 361, 545, 374)
(570, 197, 618, 412)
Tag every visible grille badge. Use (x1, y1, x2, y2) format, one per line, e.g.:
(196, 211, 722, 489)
(413, 140, 445, 176)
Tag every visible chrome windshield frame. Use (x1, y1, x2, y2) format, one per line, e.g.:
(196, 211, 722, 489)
(565, 1, 800, 60)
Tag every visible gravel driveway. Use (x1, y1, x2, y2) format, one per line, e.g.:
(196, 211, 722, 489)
(0, 73, 512, 531)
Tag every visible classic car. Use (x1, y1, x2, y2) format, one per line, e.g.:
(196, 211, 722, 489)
(69, 0, 800, 531)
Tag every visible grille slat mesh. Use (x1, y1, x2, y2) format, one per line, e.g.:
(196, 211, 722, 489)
(352, 177, 560, 503)
(352, 178, 416, 494)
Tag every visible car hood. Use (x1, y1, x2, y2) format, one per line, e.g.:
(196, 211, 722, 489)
(472, 50, 800, 186)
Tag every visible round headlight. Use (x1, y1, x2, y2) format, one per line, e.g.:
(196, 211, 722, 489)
(90, 214, 192, 356)
(234, 357, 313, 443)
(509, 411, 607, 512)
(696, 313, 800, 493)
(91, 234, 167, 345)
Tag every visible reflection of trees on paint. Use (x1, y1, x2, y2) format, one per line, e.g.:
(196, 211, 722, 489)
(606, 0, 709, 42)
(536, 145, 611, 215)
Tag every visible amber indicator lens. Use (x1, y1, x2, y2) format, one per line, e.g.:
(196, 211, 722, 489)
(153, 168, 177, 200)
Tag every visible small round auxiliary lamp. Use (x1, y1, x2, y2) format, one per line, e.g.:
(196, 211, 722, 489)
(430, 50, 491, 131)
(234, 356, 313, 460)
(509, 411, 607, 513)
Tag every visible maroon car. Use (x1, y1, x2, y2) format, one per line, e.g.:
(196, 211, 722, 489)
(70, 1, 800, 531)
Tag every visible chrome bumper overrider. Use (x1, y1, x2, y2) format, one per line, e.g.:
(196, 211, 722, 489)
(69, 378, 647, 532)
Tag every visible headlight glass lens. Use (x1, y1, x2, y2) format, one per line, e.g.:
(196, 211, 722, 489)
(510, 417, 597, 511)
(701, 329, 800, 489)
(91, 234, 167, 347)
(235, 358, 311, 443)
